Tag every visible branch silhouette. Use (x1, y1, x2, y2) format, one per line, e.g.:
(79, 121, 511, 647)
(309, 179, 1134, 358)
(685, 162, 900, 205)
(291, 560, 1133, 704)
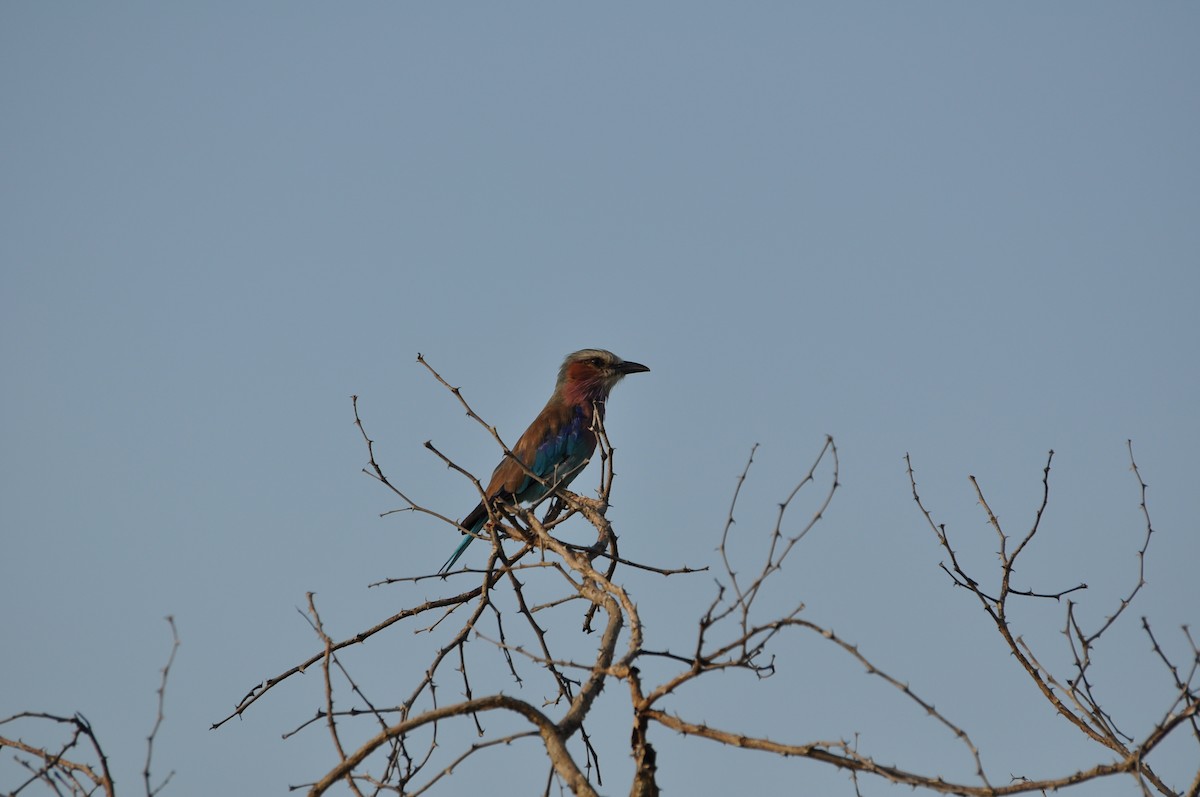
(208, 356, 1197, 797)
(2, 617, 178, 797)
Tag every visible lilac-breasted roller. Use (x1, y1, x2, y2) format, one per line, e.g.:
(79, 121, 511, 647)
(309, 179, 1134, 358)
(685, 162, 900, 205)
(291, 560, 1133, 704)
(439, 349, 650, 574)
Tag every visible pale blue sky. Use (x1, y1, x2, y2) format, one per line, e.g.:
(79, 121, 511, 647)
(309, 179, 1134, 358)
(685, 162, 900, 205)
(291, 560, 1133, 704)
(2, 4, 1198, 795)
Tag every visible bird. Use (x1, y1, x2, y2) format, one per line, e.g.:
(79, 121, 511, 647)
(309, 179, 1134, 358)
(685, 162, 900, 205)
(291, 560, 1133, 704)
(439, 348, 650, 574)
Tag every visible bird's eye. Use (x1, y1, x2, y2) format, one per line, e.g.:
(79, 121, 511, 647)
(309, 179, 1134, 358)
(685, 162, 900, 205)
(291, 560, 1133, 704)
(589, 358, 604, 367)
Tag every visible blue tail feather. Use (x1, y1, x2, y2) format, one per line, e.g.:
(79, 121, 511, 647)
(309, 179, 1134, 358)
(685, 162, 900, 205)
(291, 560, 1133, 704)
(438, 533, 475, 575)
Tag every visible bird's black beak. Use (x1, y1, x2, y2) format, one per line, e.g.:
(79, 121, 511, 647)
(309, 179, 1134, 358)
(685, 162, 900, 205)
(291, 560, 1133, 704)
(618, 360, 650, 375)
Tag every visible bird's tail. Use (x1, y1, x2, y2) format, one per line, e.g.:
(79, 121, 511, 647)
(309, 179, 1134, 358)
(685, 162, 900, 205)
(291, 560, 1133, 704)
(439, 503, 488, 575)
(438, 533, 474, 575)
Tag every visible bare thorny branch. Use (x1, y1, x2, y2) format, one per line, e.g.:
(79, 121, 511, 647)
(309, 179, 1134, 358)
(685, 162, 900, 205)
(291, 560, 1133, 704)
(2, 617, 178, 797)
(907, 444, 1198, 796)
(208, 355, 1196, 797)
